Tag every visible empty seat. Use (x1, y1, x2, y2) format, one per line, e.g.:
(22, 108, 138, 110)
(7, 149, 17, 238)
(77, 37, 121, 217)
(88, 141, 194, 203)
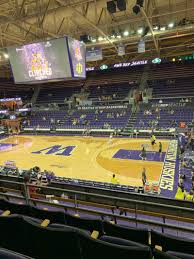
(151, 230, 194, 254)
(0, 199, 31, 216)
(23, 217, 82, 259)
(0, 215, 31, 257)
(0, 248, 30, 259)
(78, 231, 152, 259)
(103, 221, 149, 245)
(153, 249, 180, 259)
(65, 213, 103, 233)
(167, 251, 194, 259)
(30, 206, 65, 224)
(99, 235, 147, 247)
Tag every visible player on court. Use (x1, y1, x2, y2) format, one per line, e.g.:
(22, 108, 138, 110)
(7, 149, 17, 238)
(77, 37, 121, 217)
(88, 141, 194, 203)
(140, 146, 146, 160)
(159, 142, 162, 160)
(108, 133, 113, 145)
(142, 167, 147, 186)
(151, 134, 156, 149)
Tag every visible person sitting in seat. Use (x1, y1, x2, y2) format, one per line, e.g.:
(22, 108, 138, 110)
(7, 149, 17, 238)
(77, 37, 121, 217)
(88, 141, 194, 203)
(139, 120, 144, 127)
(186, 190, 193, 201)
(192, 171, 194, 187)
(28, 179, 39, 199)
(72, 119, 76, 125)
(175, 183, 185, 200)
(111, 174, 119, 184)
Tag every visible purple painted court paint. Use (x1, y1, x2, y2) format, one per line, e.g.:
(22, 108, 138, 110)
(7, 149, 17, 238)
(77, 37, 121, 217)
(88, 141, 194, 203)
(0, 143, 17, 151)
(113, 149, 166, 162)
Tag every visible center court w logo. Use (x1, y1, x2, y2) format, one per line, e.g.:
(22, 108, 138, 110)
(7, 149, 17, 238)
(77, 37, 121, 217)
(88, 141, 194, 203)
(32, 145, 76, 156)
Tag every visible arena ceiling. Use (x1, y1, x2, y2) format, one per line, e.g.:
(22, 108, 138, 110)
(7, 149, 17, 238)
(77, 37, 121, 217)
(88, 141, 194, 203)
(0, 0, 193, 71)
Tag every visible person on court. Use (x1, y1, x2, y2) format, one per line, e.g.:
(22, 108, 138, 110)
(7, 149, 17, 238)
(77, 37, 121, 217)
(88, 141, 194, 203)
(159, 142, 162, 159)
(108, 133, 113, 145)
(140, 146, 146, 160)
(142, 168, 147, 186)
(151, 134, 156, 148)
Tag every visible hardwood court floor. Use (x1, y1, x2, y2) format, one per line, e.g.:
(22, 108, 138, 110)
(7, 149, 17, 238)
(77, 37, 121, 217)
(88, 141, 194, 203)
(0, 135, 169, 186)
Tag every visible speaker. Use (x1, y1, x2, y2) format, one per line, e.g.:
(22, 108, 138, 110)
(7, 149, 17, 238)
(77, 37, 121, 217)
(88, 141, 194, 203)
(136, 0, 144, 7)
(142, 26, 149, 37)
(116, 0, 126, 11)
(80, 34, 91, 43)
(133, 4, 140, 14)
(107, 1, 116, 13)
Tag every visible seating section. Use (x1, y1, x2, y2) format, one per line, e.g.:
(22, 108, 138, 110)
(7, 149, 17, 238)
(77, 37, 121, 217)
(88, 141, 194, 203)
(150, 77, 194, 98)
(86, 61, 194, 90)
(0, 199, 194, 258)
(2, 167, 194, 241)
(0, 61, 194, 106)
(29, 110, 67, 128)
(26, 98, 194, 131)
(27, 107, 131, 129)
(36, 86, 81, 104)
(0, 166, 137, 196)
(0, 80, 33, 103)
(135, 103, 194, 129)
(33, 61, 194, 104)
(0, 211, 151, 258)
(87, 83, 131, 101)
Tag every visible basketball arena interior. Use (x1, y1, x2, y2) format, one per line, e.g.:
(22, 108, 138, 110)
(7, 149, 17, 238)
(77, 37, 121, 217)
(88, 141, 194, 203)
(0, 0, 194, 258)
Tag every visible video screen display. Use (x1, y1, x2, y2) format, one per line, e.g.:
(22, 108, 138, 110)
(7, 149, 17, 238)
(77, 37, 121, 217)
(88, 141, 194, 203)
(67, 37, 86, 78)
(8, 38, 72, 83)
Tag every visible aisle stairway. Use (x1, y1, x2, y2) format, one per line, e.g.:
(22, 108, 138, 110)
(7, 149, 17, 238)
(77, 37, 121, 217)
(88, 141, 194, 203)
(121, 112, 137, 136)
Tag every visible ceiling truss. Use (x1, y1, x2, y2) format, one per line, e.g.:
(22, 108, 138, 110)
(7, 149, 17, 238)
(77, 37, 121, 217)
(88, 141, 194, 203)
(0, 0, 192, 71)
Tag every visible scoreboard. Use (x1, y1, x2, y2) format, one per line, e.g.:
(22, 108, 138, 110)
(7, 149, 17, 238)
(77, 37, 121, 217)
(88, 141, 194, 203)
(8, 37, 86, 84)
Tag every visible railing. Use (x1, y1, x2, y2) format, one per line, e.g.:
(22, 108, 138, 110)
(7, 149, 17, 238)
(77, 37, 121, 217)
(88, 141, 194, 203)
(1, 178, 194, 236)
(23, 127, 118, 134)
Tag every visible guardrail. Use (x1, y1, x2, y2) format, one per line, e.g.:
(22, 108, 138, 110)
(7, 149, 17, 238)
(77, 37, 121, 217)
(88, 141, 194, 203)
(23, 127, 118, 133)
(0, 175, 193, 210)
(23, 127, 175, 136)
(0, 178, 194, 235)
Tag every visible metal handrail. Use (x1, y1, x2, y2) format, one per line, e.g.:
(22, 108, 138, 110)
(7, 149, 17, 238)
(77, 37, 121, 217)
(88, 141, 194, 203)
(0, 181, 194, 234)
(0, 178, 194, 214)
(26, 183, 194, 214)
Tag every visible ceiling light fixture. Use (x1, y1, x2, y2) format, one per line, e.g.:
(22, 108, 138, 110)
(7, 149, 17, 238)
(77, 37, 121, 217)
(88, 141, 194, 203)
(168, 23, 174, 28)
(123, 31, 129, 36)
(98, 36, 104, 41)
(153, 26, 159, 30)
(3, 53, 9, 59)
(160, 27, 166, 31)
(137, 28, 143, 34)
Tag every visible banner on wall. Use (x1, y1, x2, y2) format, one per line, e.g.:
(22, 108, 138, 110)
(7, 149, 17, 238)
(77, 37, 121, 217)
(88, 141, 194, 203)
(118, 44, 125, 56)
(86, 47, 103, 62)
(138, 39, 145, 53)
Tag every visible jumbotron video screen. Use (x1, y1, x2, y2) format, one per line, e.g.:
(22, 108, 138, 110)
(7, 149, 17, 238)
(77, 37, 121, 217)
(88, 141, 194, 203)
(67, 37, 86, 78)
(8, 37, 86, 84)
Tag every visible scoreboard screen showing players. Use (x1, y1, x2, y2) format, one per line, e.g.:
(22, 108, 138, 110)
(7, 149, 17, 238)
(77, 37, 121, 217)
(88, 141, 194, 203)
(8, 37, 86, 84)
(67, 37, 86, 78)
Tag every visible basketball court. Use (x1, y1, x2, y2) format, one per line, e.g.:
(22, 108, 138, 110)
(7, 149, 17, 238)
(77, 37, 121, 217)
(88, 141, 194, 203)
(0, 135, 171, 186)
